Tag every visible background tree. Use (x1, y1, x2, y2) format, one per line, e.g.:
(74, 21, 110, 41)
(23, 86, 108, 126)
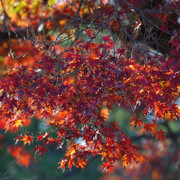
(0, 0, 179, 179)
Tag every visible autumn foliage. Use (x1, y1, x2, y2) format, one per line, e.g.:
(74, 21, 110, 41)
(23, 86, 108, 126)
(0, 0, 179, 177)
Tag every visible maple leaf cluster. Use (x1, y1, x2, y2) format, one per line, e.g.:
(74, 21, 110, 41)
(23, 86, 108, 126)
(0, 0, 179, 174)
(1, 36, 179, 172)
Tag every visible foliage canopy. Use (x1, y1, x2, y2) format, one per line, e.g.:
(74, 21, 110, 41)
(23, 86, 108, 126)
(0, 0, 179, 176)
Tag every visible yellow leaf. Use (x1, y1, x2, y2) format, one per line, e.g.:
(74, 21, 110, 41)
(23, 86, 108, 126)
(13, 119, 23, 128)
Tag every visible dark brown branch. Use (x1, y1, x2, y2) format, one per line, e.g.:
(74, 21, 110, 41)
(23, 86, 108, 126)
(0, 29, 27, 42)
